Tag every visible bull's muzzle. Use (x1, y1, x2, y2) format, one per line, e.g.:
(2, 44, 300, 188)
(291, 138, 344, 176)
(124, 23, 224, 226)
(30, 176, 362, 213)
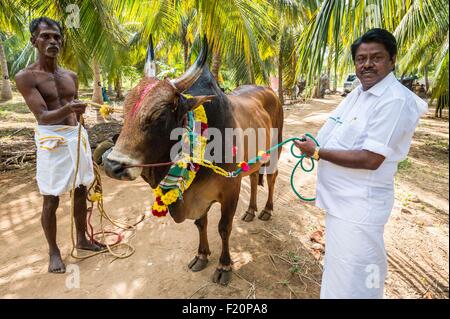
(103, 158, 129, 180)
(103, 148, 143, 181)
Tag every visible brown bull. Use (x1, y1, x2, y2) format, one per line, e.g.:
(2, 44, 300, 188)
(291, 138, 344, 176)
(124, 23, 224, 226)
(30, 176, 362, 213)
(104, 38, 284, 285)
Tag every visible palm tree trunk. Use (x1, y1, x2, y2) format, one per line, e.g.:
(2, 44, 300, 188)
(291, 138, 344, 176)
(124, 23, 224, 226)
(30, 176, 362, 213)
(182, 38, 189, 72)
(312, 77, 320, 98)
(92, 59, 104, 122)
(333, 42, 338, 92)
(326, 66, 331, 91)
(333, 62, 337, 92)
(114, 75, 123, 100)
(108, 82, 113, 96)
(247, 59, 255, 84)
(0, 39, 13, 101)
(92, 60, 103, 103)
(424, 64, 429, 93)
(211, 51, 222, 83)
(278, 45, 284, 106)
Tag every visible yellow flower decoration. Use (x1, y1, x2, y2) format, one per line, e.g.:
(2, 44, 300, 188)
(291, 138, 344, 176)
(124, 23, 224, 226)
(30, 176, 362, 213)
(177, 161, 188, 169)
(161, 189, 179, 206)
(193, 106, 207, 123)
(99, 104, 114, 119)
(182, 93, 194, 99)
(90, 192, 103, 202)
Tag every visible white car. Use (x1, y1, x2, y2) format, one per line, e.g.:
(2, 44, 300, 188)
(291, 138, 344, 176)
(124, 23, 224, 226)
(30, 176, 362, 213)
(343, 74, 360, 93)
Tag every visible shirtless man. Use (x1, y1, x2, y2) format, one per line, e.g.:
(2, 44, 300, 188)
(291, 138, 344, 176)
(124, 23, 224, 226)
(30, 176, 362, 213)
(15, 17, 103, 273)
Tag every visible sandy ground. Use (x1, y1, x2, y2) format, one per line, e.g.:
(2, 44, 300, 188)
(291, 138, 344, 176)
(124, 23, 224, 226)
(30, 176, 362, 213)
(0, 94, 448, 299)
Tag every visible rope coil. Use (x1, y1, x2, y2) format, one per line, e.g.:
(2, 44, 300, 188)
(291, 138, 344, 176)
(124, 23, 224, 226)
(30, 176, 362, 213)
(69, 116, 143, 261)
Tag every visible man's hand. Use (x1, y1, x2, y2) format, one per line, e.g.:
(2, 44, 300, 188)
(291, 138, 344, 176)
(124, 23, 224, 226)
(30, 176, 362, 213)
(66, 100, 87, 115)
(294, 135, 317, 158)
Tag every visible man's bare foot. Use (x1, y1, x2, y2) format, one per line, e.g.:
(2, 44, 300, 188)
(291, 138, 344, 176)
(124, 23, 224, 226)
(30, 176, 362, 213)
(76, 238, 106, 251)
(48, 251, 66, 273)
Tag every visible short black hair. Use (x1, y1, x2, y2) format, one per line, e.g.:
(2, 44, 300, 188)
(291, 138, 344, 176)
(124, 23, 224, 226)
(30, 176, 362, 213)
(30, 17, 63, 37)
(351, 28, 397, 61)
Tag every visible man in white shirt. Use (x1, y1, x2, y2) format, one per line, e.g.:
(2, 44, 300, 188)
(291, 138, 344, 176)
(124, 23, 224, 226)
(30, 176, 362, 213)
(295, 28, 428, 298)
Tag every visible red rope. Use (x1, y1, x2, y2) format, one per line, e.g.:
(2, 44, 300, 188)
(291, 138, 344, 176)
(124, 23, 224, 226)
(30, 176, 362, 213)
(123, 161, 174, 169)
(86, 205, 145, 247)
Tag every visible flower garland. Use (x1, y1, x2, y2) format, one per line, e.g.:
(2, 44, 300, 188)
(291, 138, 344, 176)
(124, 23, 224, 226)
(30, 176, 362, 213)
(151, 104, 208, 217)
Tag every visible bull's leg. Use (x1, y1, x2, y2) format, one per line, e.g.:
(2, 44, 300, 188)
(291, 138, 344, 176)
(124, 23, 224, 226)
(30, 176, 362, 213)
(213, 196, 239, 285)
(241, 172, 259, 222)
(258, 171, 278, 221)
(188, 214, 210, 272)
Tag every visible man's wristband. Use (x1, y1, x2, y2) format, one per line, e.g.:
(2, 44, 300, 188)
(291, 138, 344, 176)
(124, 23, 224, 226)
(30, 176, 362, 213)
(313, 147, 320, 161)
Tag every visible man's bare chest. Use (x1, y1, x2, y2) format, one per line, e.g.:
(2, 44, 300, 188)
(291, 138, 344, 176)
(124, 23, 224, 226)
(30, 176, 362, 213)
(33, 71, 76, 105)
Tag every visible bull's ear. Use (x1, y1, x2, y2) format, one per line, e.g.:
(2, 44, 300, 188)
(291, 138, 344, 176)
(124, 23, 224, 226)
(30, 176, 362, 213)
(178, 94, 215, 113)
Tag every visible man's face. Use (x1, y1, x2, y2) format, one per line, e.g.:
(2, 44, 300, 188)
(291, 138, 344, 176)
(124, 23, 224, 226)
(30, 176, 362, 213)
(31, 23, 62, 58)
(354, 42, 396, 90)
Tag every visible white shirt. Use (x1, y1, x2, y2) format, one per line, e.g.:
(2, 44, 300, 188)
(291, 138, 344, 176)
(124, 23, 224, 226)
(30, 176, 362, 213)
(315, 72, 428, 225)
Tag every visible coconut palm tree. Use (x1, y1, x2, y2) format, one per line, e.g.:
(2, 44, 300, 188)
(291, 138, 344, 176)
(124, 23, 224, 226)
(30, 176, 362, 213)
(0, 0, 24, 101)
(129, 0, 276, 86)
(0, 36, 13, 101)
(295, 0, 449, 109)
(268, 0, 319, 104)
(4, 0, 133, 107)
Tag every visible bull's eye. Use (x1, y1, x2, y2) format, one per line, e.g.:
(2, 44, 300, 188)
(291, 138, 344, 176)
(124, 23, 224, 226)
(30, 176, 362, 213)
(142, 108, 169, 135)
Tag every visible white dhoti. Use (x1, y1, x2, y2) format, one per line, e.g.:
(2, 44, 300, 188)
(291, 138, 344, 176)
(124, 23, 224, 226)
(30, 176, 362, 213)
(34, 124, 94, 196)
(320, 213, 387, 299)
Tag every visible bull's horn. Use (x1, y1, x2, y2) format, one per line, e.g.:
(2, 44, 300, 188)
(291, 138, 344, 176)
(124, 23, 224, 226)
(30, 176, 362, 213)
(144, 35, 156, 77)
(171, 35, 208, 91)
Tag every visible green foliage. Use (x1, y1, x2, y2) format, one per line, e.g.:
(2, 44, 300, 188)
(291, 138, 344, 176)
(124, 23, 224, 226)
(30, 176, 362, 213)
(0, 0, 448, 100)
(295, 0, 449, 98)
(398, 158, 412, 170)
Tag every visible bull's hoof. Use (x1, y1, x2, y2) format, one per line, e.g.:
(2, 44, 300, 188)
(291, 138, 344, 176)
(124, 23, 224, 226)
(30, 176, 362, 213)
(212, 268, 232, 285)
(241, 211, 256, 222)
(258, 209, 272, 221)
(188, 256, 209, 272)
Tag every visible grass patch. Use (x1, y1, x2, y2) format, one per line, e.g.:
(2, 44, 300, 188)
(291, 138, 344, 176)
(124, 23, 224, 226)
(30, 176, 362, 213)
(424, 138, 449, 154)
(287, 252, 301, 274)
(0, 102, 34, 123)
(0, 102, 31, 114)
(398, 158, 412, 171)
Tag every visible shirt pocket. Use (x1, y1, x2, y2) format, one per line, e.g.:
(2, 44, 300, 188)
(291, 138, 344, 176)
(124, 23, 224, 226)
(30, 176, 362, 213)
(317, 117, 339, 145)
(365, 186, 395, 225)
(334, 119, 365, 149)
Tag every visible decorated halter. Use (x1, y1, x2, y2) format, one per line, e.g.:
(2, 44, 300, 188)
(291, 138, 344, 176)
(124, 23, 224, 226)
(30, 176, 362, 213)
(151, 97, 208, 217)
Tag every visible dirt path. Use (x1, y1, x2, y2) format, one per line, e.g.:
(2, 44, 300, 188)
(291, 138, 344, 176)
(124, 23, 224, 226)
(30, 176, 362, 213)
(0, 95, 448, 298)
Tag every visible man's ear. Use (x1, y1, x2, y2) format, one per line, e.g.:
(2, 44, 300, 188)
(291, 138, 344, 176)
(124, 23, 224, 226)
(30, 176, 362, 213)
(390, 54, 397, 70)
(30, 36, 36, 46)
